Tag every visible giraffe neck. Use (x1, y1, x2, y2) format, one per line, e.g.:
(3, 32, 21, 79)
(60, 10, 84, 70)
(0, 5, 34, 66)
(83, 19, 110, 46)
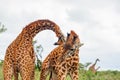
(95, 66, 100, 71)
(93, 59, 98, 67)
(22, 20, 65, 40)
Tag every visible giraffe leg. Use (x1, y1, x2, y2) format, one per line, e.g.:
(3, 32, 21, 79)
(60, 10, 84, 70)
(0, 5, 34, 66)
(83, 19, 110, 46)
(31, 69, 35, 80)
(13, 65, 19, 80)
(40, 60, 51, 80)
(40, 68, 50, 80)
(69, 69, 79, 80)
(58, 73, 66, 80)
(13, 71, 18, 80)
(3, 60, 13, 80)
(30, 50, 35, 80)
(21, 72, 31, 80)
(57, 68, 67, 80)
(30, 62, 35, 80)
(19, 56, 35, 80)
(49, 71, 58, 80)
(20, 67, 34, 80)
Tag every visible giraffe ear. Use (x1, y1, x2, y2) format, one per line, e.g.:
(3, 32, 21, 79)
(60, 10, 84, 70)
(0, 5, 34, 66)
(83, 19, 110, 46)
(67, 32, 70, 37)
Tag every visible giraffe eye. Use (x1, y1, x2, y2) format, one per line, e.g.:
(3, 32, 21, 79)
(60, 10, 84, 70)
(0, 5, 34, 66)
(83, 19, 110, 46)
(70, 48, 74, 51)
(73, 36, 77, 42)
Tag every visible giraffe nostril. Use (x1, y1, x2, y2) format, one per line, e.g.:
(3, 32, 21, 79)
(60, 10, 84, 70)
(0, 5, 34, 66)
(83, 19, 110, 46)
(70, 48, 74, 51)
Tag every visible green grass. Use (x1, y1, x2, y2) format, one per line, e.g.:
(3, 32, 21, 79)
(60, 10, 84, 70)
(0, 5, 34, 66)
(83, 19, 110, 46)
(0, 64, 120, 80)
(79, 69, 120, 80)
(0, 64, 3, 80)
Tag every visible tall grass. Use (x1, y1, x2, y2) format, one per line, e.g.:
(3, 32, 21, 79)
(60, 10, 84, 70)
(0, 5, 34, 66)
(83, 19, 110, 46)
(0, 62, 120, 80)
(0, 62, 3, 80)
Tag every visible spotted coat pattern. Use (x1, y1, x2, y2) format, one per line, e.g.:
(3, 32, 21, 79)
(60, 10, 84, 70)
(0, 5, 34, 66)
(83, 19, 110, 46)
(3, 20, 65, 80)
(40, 30, 82, 80)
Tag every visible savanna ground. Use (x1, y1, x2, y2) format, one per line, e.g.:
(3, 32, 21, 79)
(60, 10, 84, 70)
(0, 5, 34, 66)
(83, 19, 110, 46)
(0, 62, 120, 80)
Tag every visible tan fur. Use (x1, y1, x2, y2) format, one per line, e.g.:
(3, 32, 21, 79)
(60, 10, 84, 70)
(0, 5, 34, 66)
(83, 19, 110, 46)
(89, 58, 100, 74)
(3, 20, 65, 80)
(40, 30, 82, 80)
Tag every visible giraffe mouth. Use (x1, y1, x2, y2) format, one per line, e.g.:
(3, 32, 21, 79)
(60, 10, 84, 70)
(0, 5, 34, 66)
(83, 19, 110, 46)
(68, 43, 84, 52)
(75, 43, 84, 49)
(79, 43, 84, 47)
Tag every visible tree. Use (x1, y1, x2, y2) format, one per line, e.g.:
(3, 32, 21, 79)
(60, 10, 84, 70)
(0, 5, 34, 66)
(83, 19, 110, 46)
(0, 22, 7, 33)
(33, 40, 43, 71)
(0, 22, 7, 65)
(0, 59, 3, 66)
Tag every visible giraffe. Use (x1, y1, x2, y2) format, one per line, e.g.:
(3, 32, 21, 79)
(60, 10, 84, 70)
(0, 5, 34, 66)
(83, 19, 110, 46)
(40, 30, 83, 80)
(89, 58, 100, 74)
(95, 66, 100, 72)
(3, 19, 65, 80)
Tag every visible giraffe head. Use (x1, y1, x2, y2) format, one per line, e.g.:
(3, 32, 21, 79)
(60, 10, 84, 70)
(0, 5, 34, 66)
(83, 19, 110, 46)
(64, 30, 83, 50)
(96, 58, 100, 62)
(54, 34, 65, 45)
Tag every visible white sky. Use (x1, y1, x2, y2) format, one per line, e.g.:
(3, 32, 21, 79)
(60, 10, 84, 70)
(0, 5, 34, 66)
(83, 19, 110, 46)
(0, 0, 120, 70)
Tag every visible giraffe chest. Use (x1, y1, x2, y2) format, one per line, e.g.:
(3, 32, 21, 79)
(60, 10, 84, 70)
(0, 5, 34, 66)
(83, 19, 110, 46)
(66, 56, 79, 68)
(53, 55, 79, 73)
